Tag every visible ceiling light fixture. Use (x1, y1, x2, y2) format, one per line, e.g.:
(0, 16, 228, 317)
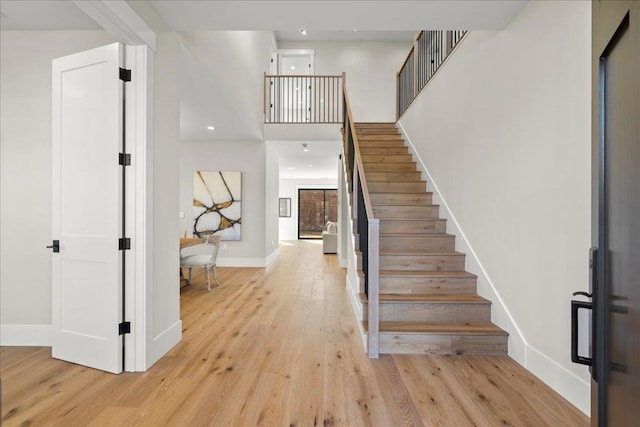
(300, 29, 307, 36)
(302, 143, 309, 152)
(207, 126, 215, 130)
(291, 65, 296, 70)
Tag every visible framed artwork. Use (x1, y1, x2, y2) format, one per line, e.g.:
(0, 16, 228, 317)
(279, 198, 291, 217)
(193, 171, 242, 241)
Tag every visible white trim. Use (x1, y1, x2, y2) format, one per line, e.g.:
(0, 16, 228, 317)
(146, 320, 182, 369)
(1, 324, 52, 346)
(526, 345, 590, 415)
(265, 248, 279, 266)
(216, 257, 270, 267)
(127, 44, 152, 372)
(73, 0, 157, 51)
(346, 276, 367, 351)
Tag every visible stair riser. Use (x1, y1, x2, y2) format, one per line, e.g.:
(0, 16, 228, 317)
(380, 220, 446, 234)
(368, 182, 426, 193)
(361, 154, 413, 163)
(363, 162, 417, 172)
(379, 277, 477, 295)
(357, 134, 405, 141)
(366, 171, 421, 181)
(380, 254, 464, 271)
(370, 193, 433, 205)
(355, 123, 396, 129)
(378, 334, 508, 356)
(379, 235, 454, 251)
(364, 302, 491, 322)
(358, 140, 406, 148)
(373, 205, 439, 218)
(357, 128, 399, 135)
(360, 147, 408, 155)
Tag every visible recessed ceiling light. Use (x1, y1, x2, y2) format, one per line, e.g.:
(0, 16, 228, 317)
(307, 165, 313, 168)
(302, 143, 309, 152)
(291, 65, 296, 70)
(353, 29, 358, 32)
(207, 126, 215, 130)
(300, 29, 307, 36)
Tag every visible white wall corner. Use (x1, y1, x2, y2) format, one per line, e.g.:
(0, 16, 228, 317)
(0, 324, 52, 346)
(146, 319, 181, 370)
(73, 0, 157, 51)
(265, 248, 279, 267)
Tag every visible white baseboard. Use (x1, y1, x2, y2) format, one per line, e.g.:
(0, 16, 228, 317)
(265, 249, 279, 267)
(346, 275, 367, 351)
(217, 257, 268, 267)
(0, 324, 52, 346)
(525, 345, 590, 415)
(146, 319, 181, 369)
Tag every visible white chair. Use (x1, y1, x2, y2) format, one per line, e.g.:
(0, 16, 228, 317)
(180, 235, 221, 291)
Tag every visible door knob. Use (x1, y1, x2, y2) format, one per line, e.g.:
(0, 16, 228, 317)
(46, 240, 60, 253)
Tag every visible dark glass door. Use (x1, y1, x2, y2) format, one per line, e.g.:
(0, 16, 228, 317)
(298, 189, 337, 239)
(595, 11, 640, 427)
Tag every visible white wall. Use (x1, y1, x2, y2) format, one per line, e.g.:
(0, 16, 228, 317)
(278, 178, 338, 240)
(125, 0, 184, 368)
(264, 143, 280, 260)
(0, 31, 115, 343)
(180, 141, 269, 266)
(278, 41, 410, 122)
(398, 1, 591, 413)
(180, 31, 277, 140)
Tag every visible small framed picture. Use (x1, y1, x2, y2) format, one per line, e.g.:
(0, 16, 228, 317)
(279, 198, 291, 217)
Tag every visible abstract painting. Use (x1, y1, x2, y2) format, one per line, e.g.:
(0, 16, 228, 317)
(193, 171, 242, 241)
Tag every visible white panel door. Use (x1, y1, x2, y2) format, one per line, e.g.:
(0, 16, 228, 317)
(51, 43, 123, 374)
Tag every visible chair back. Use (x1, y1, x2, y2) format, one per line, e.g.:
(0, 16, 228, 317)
(181, 234, 220, 263)
(204, 234, 221, 263)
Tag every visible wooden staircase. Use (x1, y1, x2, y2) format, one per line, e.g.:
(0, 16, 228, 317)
(354, 122, 508, 355)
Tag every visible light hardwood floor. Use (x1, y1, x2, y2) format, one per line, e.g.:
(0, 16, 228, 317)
(1, 241, 588, 426)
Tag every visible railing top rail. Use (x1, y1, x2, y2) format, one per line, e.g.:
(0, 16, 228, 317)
(342, 76, 375, 221)
(397, 31, 421, 74)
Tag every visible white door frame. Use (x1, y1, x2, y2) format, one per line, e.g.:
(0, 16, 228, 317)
(124, 44, 153, 372)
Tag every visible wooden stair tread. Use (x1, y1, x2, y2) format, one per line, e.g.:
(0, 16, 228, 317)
(378, 294, 489, 303)
(365, 321, 509, 335)
(379, 270, 477, 278)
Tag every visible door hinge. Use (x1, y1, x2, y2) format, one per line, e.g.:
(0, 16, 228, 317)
(119, 153, 131, 166)
(118, 238, 131, 250)
(119, 321, 131, 335)
(119, 67, 131, 82)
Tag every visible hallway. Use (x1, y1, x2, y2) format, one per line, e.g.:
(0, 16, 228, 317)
(1, 241, 588, 426)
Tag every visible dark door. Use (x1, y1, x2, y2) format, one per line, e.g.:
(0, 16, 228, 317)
(595, 10, 640, 427)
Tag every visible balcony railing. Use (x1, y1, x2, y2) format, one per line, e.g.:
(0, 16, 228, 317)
(264, 74, 343, 124)
(397, 30, 467, 118)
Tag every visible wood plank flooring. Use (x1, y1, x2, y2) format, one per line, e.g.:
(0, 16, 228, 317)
(1, 240, 588, 426)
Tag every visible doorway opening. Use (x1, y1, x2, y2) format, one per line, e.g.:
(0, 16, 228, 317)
(297, 189, 337, 239)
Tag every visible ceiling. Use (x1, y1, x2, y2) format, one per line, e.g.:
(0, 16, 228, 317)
(0, 0, 527, 180)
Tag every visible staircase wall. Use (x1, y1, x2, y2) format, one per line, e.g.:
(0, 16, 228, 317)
(397, 0, 591, 415)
